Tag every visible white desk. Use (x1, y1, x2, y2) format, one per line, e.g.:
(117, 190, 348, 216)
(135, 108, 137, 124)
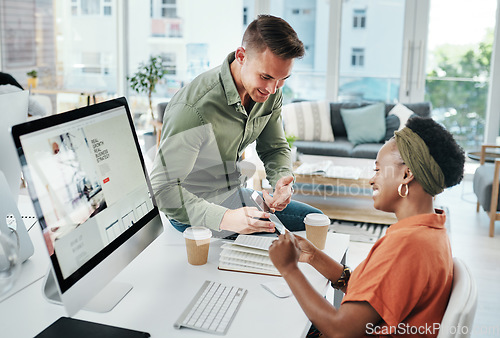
(31, 88, 105, 106)
(0, 211, 349, 337)
(0, 195, 48, 303)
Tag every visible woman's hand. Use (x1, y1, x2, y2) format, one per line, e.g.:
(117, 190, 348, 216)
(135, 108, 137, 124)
(269, 233, 319, 271)
(269, 232, 301, 274)
(292, 234, 318, 265)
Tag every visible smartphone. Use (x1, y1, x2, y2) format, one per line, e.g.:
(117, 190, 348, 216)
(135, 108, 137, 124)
(250, 191, 287, 234)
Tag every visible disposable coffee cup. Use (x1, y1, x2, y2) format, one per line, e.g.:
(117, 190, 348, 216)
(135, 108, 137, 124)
(183, 227, 212, 265)
(304, 213, 330, 250)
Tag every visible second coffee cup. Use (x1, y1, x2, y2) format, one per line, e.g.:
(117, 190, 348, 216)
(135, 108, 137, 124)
(304, 213, 330, 250)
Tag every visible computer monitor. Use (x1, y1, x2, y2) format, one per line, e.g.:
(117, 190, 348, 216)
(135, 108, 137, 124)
(11, 97, 164, 316)
(0, 90, 34, 264)
(0, 90, 29, 202)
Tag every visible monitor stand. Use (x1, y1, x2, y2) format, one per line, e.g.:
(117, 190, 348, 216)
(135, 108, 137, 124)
(42, 270, 133, 313)
(0, 171, 34, 263)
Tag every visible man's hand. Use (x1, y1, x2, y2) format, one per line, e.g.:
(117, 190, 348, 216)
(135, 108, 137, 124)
(220, 207, 275, 234)
(262, 175, 294, 212)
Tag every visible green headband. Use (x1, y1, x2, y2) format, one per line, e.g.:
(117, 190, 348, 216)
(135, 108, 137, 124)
(394, 127, 445, 196)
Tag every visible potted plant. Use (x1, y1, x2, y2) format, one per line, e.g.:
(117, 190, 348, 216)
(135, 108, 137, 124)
(26, 70, 38, 89)
(286, 134, 298, 163)
(127, 55, 168, 133)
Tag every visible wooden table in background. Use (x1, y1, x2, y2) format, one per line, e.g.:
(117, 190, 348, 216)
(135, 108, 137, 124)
(467, 150, 500, 163)
(253, 155, 397, 225)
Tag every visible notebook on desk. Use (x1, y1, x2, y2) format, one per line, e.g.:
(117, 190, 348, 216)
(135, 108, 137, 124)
(218, 235, 280, 276)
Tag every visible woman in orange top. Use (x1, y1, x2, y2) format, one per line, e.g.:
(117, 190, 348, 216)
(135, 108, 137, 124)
(269, 117, 465, 337)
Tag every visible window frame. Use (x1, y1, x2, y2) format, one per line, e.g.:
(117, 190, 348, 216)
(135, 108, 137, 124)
(353, 9, 366, 29)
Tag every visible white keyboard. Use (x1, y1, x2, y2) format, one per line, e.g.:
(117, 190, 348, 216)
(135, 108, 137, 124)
(174, 280, 247, 335)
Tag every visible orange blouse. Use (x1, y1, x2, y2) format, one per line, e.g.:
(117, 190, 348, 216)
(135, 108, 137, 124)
(342, 210, 453, 337)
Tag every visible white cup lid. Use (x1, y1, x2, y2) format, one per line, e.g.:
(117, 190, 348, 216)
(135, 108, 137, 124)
(183, 226, 212, 240)
(304, 213, 330, 226)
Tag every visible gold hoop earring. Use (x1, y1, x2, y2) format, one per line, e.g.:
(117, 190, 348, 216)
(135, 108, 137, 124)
(398, 183, 408, 198)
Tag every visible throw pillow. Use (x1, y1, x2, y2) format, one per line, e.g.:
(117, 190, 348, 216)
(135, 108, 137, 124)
(340, 102, 386, 145)
(388, 103, 415, 131)
(384, 114, 400, 141)
(281, 101, 334, 142)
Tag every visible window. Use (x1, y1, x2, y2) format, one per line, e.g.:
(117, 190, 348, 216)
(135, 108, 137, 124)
(267, 0, 327, 102)
(161, 52, 177, 75)
(71, 0, 78, 16)
(161, 0, 177, 18)
(351, 48, 365, 67)
(243, 7, 248, 25)
(81, 52, 101, 74)
(0, 0, 37, 67)
(424, 0, 497, 152)
(103, 0, 112, 16)
(81, 0, 100, 15)
(71, 0, 113, 16)
(339, 1, 404, 103)
(353, 9, 366, 28)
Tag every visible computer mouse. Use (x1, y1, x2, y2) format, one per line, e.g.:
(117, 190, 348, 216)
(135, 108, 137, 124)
(261, 281, 292, 298)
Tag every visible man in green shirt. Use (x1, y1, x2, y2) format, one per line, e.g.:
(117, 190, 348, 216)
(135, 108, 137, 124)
(150, 15, 321, 235)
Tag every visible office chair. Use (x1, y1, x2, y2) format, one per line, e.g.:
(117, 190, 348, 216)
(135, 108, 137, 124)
(437, 257, 478, 338)
(30, 94, 53, 116)
(473, 144, 500, 237)
(153, 101, 168, 148)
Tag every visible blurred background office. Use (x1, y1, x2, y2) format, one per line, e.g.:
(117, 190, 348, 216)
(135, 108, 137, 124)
(0, 0, 498, 154)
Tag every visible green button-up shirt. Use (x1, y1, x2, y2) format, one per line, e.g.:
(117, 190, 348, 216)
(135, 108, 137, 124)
(150, 52, 292, 230)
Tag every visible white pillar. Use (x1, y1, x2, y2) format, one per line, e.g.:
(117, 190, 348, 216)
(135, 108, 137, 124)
(116, 0, 129, 97)
(399, 0, 430, 103)
(325, 0, 342, 101)
(484, 0, 500, 144)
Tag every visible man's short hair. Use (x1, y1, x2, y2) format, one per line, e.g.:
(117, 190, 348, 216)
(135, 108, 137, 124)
(242, 15, 305, 59)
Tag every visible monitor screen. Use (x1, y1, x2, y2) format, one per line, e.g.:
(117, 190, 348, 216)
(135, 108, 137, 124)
(12, 97, 163, 316)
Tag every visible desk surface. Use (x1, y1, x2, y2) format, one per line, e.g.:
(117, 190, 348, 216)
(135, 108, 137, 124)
(0, 210, 349, 337)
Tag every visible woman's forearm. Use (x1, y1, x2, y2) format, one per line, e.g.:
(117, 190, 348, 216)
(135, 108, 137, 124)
(309, 248, 345, 284)
(281, 266, 341, 336)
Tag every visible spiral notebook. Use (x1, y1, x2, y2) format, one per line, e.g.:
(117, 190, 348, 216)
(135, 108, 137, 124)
(218, 235, 280, 276)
